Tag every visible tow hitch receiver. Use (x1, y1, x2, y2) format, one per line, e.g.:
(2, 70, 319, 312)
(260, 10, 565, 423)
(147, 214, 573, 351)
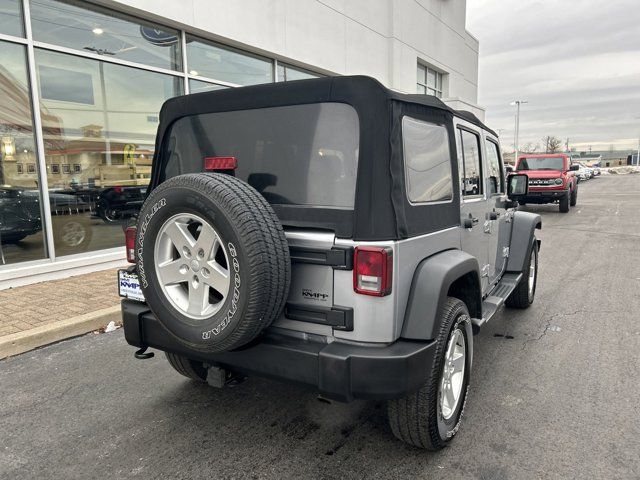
(206, 366, 247, 388)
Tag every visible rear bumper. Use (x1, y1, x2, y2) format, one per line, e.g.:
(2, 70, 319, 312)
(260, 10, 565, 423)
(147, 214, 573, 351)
(122, 300, 436, 402)
(521, 189, 568, 203)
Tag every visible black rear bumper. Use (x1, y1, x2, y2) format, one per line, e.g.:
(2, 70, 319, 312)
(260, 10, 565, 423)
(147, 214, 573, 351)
(122, 300, 436, 402)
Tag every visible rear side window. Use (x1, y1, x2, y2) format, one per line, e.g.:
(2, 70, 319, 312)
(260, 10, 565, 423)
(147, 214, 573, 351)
(485, 139, 504, 194)
(457, 128, 483, 197)
(163, 103, 359, 208)
(402, 117, 453, 203)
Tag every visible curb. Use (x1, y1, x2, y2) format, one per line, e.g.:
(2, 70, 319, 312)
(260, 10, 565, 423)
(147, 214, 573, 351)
(0, 305, 121, 360)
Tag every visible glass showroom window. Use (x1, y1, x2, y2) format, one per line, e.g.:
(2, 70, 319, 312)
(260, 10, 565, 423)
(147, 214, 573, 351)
(0, 41, 47, 265)
(186, 35, 273, 86)
(30, 0, 182, 71)
(0, 0, 24, 37)
(277, 63, 320, 82)
(417, 64, 443, 98)
(34, 48, 182, 257)
(189, 79, 227, 95)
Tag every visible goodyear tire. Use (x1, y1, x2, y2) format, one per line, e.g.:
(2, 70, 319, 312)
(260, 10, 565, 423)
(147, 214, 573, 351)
(135, 173, 290, 353)
(388, 297, 472, 450)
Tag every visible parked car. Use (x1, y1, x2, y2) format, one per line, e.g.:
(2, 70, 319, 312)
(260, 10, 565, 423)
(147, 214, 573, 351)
(575, 164, 590, 182)
(119, 76, 541, 450)
(0, 186, 41, 244)
(95, 186, 146, 223)
(581, 164, 594, 179)
(0, 187, 93, 249)
(514, 153, 579, 212)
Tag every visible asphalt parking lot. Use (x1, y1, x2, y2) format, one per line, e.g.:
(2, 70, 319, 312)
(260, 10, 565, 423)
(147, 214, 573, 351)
(1, 174, 639, 480)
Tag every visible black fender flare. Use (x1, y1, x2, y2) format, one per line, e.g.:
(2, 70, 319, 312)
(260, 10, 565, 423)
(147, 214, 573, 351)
(506, 211, 541, 274)
(401, 249, 481, 342)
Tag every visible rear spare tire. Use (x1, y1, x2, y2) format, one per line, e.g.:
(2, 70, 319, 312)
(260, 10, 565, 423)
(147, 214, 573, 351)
(136, 173, 290, 353)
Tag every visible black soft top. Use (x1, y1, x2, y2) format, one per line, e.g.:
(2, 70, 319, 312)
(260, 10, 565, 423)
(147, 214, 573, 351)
(151, 76, 495, 240)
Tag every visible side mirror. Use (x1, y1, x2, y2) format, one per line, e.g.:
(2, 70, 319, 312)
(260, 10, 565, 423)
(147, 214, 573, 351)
(569, 164, 580, 171)
(505, 165, 514, 173)
(507, 173, 529, 199)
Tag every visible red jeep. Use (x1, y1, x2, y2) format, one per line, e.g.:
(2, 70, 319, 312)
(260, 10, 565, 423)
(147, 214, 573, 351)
(514, 154, 579, 213)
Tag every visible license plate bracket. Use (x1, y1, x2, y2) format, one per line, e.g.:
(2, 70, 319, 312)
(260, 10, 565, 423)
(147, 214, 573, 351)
(118, 269, 145, 302)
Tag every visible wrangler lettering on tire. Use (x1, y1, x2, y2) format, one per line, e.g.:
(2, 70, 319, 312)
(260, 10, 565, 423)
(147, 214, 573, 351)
(136, 173, 290, 352)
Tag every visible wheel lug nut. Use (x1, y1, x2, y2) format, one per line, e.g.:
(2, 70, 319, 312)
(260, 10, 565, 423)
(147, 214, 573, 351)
(182, 246, 191, 258)
(198, 248, 205, 259)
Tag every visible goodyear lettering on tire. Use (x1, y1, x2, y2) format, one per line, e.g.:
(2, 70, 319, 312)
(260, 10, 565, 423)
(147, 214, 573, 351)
(137, 197, 166, 289)
(202, 241, 241, 340)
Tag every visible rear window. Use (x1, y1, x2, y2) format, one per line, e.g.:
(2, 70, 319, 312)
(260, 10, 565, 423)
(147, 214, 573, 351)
(163, 103, 359, 208)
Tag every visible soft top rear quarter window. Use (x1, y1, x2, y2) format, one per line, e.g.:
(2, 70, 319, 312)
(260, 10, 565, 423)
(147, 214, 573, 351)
(163, 102, 359, 208)
(402, 116, 453, 203)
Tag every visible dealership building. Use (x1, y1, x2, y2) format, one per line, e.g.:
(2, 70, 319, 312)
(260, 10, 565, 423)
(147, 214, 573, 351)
(0, 0, 481, 288)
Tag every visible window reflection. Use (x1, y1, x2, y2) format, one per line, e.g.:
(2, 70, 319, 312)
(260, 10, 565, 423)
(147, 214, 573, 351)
(0, 0, 23, 37)
(30, 0, 182, 71)
(34, 48, 182, 256)
(0, 41, 47, 265)
(277, 63, 319, 82)
(186, 35, 273, 86)
(486, 140, 503, 195)
(459, 129, 482, 196)
(188, 79, 227, 94)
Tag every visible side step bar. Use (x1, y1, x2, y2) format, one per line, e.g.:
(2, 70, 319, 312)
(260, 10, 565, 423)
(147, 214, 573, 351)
(473, 273, 523, 327)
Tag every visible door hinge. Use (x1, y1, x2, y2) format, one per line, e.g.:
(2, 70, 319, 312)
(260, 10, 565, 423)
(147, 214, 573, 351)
(481, 264, 490, 277)
(502, 247, 510, 258)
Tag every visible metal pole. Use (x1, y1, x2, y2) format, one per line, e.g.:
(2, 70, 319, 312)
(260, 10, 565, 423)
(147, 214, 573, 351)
(636, 134, 640, 167)
(514, 101, 520, 163)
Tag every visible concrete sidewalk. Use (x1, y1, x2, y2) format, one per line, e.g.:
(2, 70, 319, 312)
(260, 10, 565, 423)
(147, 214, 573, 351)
(0, 268, 121, 358)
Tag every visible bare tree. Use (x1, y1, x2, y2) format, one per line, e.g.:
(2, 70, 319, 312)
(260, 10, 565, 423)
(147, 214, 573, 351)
(541, 136, 563, 153)
(519, 142, 539, 153)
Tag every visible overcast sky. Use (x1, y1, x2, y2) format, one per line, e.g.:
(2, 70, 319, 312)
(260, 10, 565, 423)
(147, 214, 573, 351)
(466, 0, 640, 152)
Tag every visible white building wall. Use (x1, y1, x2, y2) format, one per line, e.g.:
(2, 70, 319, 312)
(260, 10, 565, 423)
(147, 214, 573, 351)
(101, 0, 482, 116)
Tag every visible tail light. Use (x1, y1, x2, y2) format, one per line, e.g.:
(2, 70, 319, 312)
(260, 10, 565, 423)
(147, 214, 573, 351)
(353, 246, 393, 296)
(125, 226, 137, 263)
(204, 156, 237, 171)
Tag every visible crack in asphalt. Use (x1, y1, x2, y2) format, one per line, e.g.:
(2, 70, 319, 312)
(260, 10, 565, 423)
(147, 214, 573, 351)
(521, 310, 586, 350)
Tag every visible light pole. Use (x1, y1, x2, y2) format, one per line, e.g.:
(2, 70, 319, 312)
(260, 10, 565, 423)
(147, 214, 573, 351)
(511, 100, 528, 163)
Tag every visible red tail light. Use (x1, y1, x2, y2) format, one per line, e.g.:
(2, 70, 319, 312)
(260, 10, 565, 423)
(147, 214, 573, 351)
(353, 246, 393, 296)
(125, 226, 137, 263)
(204, 156, 237, 171)
(114, 185, 123, 194)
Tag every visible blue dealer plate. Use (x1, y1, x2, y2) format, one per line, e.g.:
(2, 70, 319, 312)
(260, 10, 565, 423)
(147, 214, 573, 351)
(118, 270, 145, 302)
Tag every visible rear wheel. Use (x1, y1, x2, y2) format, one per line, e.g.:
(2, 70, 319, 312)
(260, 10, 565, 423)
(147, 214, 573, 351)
(505, 238, 538, 308)
(559, 194, 570, 213)
(165, 352, 207, 381)
(388, 297, 472, 450)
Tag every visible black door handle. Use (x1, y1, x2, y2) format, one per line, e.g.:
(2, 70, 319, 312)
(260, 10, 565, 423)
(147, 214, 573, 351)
(463, 216, 479, 228)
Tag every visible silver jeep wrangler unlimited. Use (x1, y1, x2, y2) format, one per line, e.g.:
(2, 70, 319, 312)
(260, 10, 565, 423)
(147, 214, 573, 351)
(120, 76, 540, 450)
